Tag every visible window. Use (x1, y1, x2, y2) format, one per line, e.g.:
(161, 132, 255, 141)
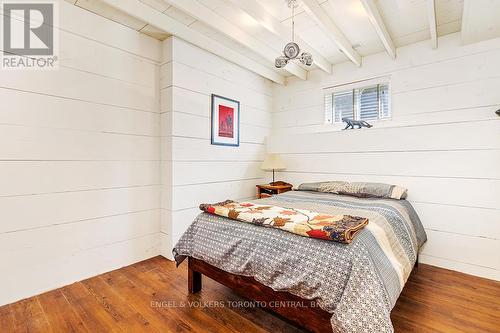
(324, 78, 390, 124)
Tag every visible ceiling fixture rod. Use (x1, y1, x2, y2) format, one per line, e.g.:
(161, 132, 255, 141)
(275, 0, 313, 69)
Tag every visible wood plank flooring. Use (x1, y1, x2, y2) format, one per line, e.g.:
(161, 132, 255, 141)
(1, 256, 499, 332)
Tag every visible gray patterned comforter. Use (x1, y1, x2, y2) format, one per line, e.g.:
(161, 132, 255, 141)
(173, 191, 427, 333)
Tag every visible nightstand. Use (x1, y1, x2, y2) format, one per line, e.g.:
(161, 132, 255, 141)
(256, 183, 293, 199)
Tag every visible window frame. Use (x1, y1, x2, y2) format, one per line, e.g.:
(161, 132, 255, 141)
(324, 76, 391, 125)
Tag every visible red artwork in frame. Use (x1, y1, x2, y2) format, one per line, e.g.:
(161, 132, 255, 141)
(211, 94, 240, 146)
(218, 105, 234, 138)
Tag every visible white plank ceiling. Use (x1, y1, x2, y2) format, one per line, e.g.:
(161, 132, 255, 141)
(65, 0, 500, 83)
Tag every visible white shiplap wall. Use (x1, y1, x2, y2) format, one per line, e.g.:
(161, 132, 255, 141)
(160, 37, 273, 257)
(0, 2, 162, 306)
(269, 33, 500, 281)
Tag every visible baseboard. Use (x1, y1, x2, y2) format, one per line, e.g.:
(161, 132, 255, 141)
(419, 254, 500, 281)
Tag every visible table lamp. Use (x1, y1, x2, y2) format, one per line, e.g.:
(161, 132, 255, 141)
(261, 153, 286, 185)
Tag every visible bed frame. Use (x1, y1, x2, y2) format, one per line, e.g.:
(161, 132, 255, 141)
(188, 255, 419, 333)
(188, 257, 333, 333)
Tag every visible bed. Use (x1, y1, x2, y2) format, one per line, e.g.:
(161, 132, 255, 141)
(173, 188, 427, 333)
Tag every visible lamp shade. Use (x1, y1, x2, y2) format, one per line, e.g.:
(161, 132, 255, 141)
(261, 154, 286, 171)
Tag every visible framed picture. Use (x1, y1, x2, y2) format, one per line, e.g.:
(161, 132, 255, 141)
(211, 94, 240, 146)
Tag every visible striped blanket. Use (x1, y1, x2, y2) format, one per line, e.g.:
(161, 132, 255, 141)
(173, 191, 427, 333)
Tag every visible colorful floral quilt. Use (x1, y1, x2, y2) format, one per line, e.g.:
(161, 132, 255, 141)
(199, 200, 368, 243)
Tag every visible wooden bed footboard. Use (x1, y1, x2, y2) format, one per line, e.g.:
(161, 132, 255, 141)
(188, 257, 333, 333)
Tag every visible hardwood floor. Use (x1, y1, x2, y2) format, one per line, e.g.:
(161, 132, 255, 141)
(1, 256, 499, 333)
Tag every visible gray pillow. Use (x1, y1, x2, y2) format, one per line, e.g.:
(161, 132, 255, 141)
(297, 181, 407, 200)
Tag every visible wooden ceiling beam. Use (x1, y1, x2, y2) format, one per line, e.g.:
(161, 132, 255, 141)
(99, 0, 285, 84)
(360, 0, 396, 58)
(461, 0, 473, 44)
(228, 0, 332, 74)
(301, 0, 361, 67)
(460, 0, 500, 45)
(426, 0, 438, 48)
(163, 0, 307, 80)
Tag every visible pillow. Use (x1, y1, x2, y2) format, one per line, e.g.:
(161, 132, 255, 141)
(297, 181, 347, 193)
(297, 181, 407, 200)
(338, 182, 407, 200)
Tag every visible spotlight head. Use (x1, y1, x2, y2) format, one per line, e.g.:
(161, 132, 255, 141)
(300, 52, 313, 66)
(283, 42, 300, 59)
(275, 56, 288, 68)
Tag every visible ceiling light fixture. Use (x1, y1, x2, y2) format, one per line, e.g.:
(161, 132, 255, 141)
(275, 0, 313, 69)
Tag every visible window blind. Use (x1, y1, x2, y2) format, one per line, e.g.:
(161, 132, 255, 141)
(358, 86, 379, 120)
(334, 90, 354, 122)
(379, 83, 390, 118)
(324, 93, 333, 124)
(324, 80, 390, 124)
